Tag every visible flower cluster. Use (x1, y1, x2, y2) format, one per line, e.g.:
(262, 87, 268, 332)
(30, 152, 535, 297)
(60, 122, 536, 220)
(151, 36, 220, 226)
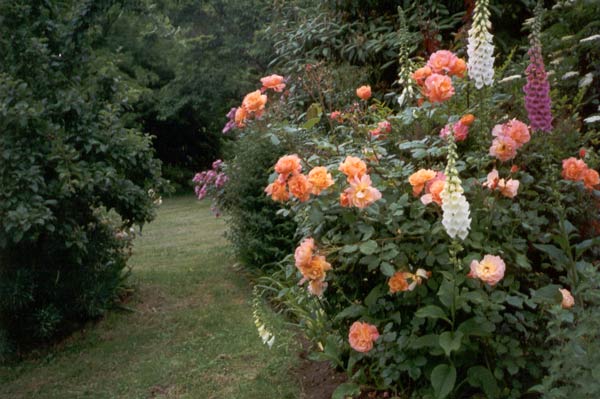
(468, 254, 506, 286)
(265, 155, 335, 202)
(222, 73, 286, 131)
(439, 114, 475, 142)
(339, 156, 382, 208)
(408, 169, 446, 206)
(411, 50, 465, 103)
(193, 160, 228, 216)
(483, 169, 519, 198)
(369, 120, 392, 139)
(489, 119, 531, 162)
(294, 237, 332, 297)
(523, 1, 553, 132)
(348, 321, 379, 353)
(388, 268, 431, 293)
(440, 135, 471, 240)
(466, 0, 495, 89)
(562, 157, 599, 190)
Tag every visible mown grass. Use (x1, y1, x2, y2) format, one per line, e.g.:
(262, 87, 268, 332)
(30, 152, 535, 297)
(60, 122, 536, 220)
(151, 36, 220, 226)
(0, 196, 301, 399)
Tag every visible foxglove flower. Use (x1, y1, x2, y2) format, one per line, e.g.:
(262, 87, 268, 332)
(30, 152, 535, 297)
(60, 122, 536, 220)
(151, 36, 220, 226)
(523, 1, 553, 132)
(440, 135, 471, 240)
(467, 0, 495, 89)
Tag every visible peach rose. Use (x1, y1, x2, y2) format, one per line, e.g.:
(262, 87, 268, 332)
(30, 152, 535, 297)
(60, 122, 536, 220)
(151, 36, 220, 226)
(408, 169, 437, 196)
(242, 90, 268, 115)
(388, 271, 411, 293)
(460, 114, 475, 126)
(347, 175, 382, 208)
(468, 255, 506, 286)
(439, 122, 468, 142)
(498, 178, 519, 198)
(483, 169, 500, 190)
(412, 66, 432, 86)
(489, 136, 518, 162)
(427, 50, 459, 75)
(559, 288, 575, 309)
(234, 106, 247, 127)
(450, 58, 467, 78)
(561, 157, 587, 181)
(339, 156, 367, 181)
(264, 180, 289, 202)
(330, 111, 342, 122)
(308, 166, 335, 195)
(301, 255, 332, 281)
(356, 85, 372, 100)
(260, 74, 286, 92)
(421, 177, 445, 205)
(294, 238, 315, 269)
(423, 73, 455, 103)
(348, 321, 379, 353)
(503, 119, 530, 148)
(275, 154, 302, 177)
(288, 174, 312, 202)
(582, 168, 599, 190)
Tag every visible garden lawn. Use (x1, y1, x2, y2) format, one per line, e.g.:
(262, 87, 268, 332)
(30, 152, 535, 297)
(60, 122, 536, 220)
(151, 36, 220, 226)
(0, 196, 301, 399)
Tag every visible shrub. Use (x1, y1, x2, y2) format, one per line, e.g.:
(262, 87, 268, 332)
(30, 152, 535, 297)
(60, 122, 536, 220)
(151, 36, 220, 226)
(0, 1, 165, 350)
(235, 1, 600, 397)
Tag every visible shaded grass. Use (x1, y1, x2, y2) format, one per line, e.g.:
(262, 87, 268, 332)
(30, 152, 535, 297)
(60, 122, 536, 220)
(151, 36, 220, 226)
(0, 196, 301, 399)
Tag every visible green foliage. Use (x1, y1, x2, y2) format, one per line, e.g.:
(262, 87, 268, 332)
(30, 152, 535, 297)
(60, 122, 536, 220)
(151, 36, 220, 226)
(0, 0, 165, 349)
(220, 134, 297, 269)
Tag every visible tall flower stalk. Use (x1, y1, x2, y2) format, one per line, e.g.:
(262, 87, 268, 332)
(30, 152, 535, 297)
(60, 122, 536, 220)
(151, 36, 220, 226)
(467, 0, 495, 89)
(523, 1, 553, 132)
(440, 133, 471, 241)
(396, 6, 418, 106)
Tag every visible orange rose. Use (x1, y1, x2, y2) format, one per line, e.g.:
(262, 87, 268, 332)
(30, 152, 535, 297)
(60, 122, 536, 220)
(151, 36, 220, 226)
(234, 106, 247, 127)
(275, 154, 302, 177)
(339, 156, 367, 181)
(288, 174, 312, 202)
(348, 321, 379, 353)
(423, 73, 455, 103)
(340, 189, 351, 207)
(264, 180, 289, 202)
(301, 255, 332, 281)
(242, 90, 268, 116)
(427, 179, 445, 205)
(561, 157, 587, 181)
(412, 66, 432, 86)
(408, 169, 437, 196)
(504, 119, 530, 148)
(308, 166, 335, 195)
(388, 271, 411, 293)
(260, 74, 286, 92)
(450, 58, 467, 78)
(356, 85, 372, 101)
(582, 168, 600, 190)
(460, 114, 475, 126)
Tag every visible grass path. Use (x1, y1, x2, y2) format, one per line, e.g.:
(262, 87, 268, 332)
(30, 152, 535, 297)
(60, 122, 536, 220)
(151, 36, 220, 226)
(0, 196, 301, 398)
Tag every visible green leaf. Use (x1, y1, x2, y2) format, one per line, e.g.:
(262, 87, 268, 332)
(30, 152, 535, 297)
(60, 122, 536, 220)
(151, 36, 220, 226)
(302, 117, 321, 130)
(438, 331, 463, 357)
(467, 366, 500, 398)
(531, 284, 562, 304)
(380, 262, 395, 277)
(365, 284, 385, 308)
(575, 237, 600, 258)
(306, 103, 323, 120)
(415, 305, 450, 323)
(334, 304, 366, 321)
(411, 334, 439, 349)
(431, 364, 456, 399)
(332, 382, 361, 399)
(533, 244, 569, 265)
(359, 240, 378, 255)
(457, 317, 495, 337)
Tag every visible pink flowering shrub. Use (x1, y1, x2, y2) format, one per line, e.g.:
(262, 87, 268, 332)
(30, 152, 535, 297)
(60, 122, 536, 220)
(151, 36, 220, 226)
(193, 159, 228, 216)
